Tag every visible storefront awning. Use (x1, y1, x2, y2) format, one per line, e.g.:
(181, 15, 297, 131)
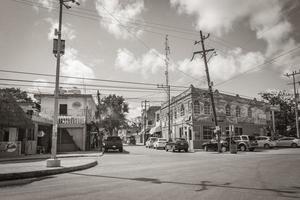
(149, 126, 161, 135)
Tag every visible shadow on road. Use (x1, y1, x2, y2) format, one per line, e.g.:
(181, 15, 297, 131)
(103, 149, 130, 155)
(0, 176, 55, 188)
(70, 172, 300, 199)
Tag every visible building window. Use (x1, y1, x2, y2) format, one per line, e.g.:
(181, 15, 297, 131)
(204, 102, 210, 115)
(156, 113, 160, 122)
(148, 120, 153, 126)
(194, 100, 200, 114)
(59, 104, 68, 115)
(180, 104, 185, 116)
(174, 107, 177, 119)
(248, 107, 252, 118)
(203, 126, 214, 140)
(225, 104, 231, 116)
(235, 127, 243, 135)
(236, 106, 241, 117)
(188, 101, 192, 112)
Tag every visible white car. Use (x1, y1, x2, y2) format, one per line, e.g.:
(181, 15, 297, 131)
(145, 137, 158, 148)
(276, 137, 300, 148)
(153, 138, 167, 149)
(256, 136, 276, 149)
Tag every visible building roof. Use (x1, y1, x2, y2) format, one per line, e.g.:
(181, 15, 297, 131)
(161, 85, 267, 109)
(0, 91, 34, 128)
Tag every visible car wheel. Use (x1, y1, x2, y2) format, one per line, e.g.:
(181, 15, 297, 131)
(240, 145, 246, 152)
(172, 147, 176, 152)
(119, 148, 123, 152)
(165, 148, 168, 152)
(291, 143, 298, 148)
(204, 146, 208, 152)
(221, 146, 227, 153)
(185, 148, 188, 152)
(264, 144, 270, 149)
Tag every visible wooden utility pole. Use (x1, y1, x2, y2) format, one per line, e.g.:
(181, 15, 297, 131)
(165, 35, 171, 142)
(286, 70, 300, 138)
(141, 100, 149, 144)
(47, 0, 80, 167)
(191, 30, 220, 152)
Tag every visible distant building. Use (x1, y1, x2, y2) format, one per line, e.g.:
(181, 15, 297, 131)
(34, 89, 97, 152)
(140, 106, 160, 142)
(160, 85, 270, 149)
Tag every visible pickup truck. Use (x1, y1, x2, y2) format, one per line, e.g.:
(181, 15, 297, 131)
(103, 136, 123, 152)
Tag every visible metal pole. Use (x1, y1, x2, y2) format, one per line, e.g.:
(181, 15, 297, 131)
(271, 110, 275, 140)
(292, 74, 300, 138)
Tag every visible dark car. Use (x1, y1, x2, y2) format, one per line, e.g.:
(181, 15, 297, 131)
(202, 139, 229, 152)
(103, 136, 123, 152)
(165, 138, 189, 152)
(127, 136, 136, 145)
(231, 135, 258, 151)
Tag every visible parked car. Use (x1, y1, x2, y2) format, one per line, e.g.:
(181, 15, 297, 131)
(202, 139, 229, 152)
(165, 138, 189, 152)
(276, 137, 300, 148)
(256, 136, 276, 149)
(126, 136, 136, 145)
(103, 136, 123, 152)
(153, 138, 167, 149)
(145, 137, 158, 148)
(231, 135, 258, 151)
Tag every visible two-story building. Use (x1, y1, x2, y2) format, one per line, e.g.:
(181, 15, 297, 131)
(34, 88, 97, 152)
(160, 85, 270, 149)
(140, 106, 160, 142)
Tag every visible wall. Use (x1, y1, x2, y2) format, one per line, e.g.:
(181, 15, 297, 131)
(39, 95, 97, 123)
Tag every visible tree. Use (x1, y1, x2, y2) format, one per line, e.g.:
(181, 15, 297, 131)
(96, 94, 129, 135)
(0, 88, 33, 103)
(259, 90, 295, 136)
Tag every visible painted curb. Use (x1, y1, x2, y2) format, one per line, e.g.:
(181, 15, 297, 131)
(0, 160, 98, 181)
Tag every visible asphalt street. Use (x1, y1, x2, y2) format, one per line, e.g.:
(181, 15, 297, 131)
(1, 146, 300, 200)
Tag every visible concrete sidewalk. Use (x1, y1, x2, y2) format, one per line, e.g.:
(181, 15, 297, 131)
(0, 152, 102, 181)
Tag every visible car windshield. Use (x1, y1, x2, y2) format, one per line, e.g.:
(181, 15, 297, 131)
(106, 137, 121, 141)
(248, 136, 256, 141)
(158, 139, 167, 142)
(175, 138, 186, 142)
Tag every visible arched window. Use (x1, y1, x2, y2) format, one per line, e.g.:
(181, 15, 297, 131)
(225, 104, 231, 116)
(194, 100, 200, 114)
(180, 104, 185, 116)
(174, 107, 177, 119)
(248, 107, 252, 118)
(204, 101, 210, 115)
(236, 106, 241, 117)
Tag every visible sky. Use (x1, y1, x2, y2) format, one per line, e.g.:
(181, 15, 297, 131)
(0, 0, 300, 120)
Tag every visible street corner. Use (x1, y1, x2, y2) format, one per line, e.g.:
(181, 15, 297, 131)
(0, 157, 98, 182)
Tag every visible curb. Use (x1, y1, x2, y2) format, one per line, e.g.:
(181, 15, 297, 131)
(0, 152, 104, 163)
(0, 160, 98, 181)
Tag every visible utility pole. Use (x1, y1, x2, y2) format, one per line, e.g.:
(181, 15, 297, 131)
(47, 0, 79, 167)
(141, 100, 149, 144)
(191, 30, 220, 152)
(286, 70, 300, 138)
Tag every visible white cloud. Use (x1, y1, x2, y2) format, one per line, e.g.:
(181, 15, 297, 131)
(115, 48, 166, 77)
(33, 0, 54, 12)
(177, 48, 265, 84)
(46, 18, 76, 41)
(31, 79, 53, 93)
(95, 0, 145, 39)
(171, 0, 298, 79)
(61, 48, 96, 84)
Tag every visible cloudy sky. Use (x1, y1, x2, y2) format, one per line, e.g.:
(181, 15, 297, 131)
(1, 0, 300, 119)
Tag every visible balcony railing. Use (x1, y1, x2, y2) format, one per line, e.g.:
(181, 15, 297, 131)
(58, 116, 85, 125)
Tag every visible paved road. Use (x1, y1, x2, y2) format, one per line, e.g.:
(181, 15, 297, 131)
(1, 146, 300, 200)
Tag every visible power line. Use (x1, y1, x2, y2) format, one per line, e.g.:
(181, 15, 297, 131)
(0, 68, 188, 89)
(215, 44, 300, 86)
